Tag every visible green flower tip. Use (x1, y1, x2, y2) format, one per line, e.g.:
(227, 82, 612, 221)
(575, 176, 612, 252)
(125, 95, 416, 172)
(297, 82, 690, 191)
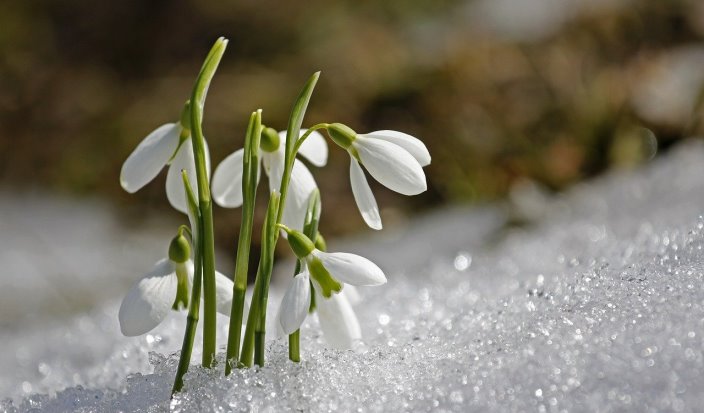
(279, 225, 315, 259)
(168, 232, 191, 263)
(308, 257, 342, 298)
(327, 123, 357, 150)
(261, 127, 280, 152)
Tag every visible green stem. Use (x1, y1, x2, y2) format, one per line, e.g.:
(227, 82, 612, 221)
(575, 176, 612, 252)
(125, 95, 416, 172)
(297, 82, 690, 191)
(189, 37, 228, 368)
(199, 206, 217, 367)
(172, 171, 202, 395)
(240, 193, 279, 367)
(172, 240, 202, 393)
(225, 110, 262, 375)
(292, 123, 329, 155)
(288, 330, 301, 362)
(238, 269, 260, 367)
(240, 72, 320, 368)
(254, 194, 280, 366)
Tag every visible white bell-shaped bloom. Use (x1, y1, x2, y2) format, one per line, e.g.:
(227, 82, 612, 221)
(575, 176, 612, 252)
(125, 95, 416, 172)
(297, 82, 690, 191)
(330, 127, 430, 230)
(277, 238, 386, 348)
(211, 129, 327, 231)
(118, 258, 233, 336)
(120, 122, 211, 214)
(277, 270, 363, 349)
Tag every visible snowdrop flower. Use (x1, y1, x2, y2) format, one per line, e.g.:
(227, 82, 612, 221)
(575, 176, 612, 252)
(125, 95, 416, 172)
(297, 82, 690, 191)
(276, 226, 385, 347)
(118, 232, 233, 336)
(211, 127, 327, 231)
(120, 103, 210, 214)
(278, 273, 363, 349)
(326, 124, 430, 230)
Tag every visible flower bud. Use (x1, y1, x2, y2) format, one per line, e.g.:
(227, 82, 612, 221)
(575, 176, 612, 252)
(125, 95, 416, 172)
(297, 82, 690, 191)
(260, 127, 280, 153)
(327, 123, 356, 150)
(168, 232, 191, 263)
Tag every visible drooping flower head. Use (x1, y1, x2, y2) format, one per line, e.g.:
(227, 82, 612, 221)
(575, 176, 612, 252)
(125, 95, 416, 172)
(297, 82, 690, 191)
(211, 127, 328, 232)
(276, 226, 386, 348)
(119, 102, 211, 214)
(118, 231, 233, 336)
(325, 124, 430, 230)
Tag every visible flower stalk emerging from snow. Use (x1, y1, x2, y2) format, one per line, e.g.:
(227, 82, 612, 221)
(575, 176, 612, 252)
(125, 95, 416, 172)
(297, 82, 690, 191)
(119, 37, 431, 386)
(224, 109, 261, 375)
(187, 37, 228, 368)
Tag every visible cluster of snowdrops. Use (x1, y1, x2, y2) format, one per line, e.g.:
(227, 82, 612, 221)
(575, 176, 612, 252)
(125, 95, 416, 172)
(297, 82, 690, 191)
(116, 38, 430, 394)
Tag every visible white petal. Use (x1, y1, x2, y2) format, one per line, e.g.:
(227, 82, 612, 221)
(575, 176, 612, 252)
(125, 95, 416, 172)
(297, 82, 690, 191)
(282, 160, 319, 231)
(354, 137, 427, 196)
(341, 285, 361, 305)
(313, 250, 386, 286)
(263, 148, 318, 231)
(317, 292, 361, 349)
(119, 258, 178, 336)
(211, 149, 245, 207)
(296, 129, 328, 167)
(278, 272, 312, 334)
(363, 130, 431, 166)
(350, 160, 382, 230)
(166, 138, 212, 214)
(263, 150, 285, 190)
(120, 123, 181, 193)
(215, 270, 234, 316)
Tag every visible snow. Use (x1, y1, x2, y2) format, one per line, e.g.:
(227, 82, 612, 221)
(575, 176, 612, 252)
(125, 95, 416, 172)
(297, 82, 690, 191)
(3, 140, 704, 412)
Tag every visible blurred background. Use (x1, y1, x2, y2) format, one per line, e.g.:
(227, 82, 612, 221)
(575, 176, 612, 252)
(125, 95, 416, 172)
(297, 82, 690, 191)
(7, 0, 704, 403)
(3, 0, 704, 275)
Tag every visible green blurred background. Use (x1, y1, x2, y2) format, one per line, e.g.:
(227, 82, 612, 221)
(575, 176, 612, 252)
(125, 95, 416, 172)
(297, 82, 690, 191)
(2, 0, 704, 246)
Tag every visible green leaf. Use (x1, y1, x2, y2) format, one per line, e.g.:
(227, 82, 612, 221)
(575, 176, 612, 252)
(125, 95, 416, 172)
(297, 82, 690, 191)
(284, 71, 320, 167)
(192, 37, 228, 113)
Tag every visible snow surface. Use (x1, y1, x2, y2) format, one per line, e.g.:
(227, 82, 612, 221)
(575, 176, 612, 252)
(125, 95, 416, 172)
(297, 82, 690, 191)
(3, 140, 704, 412)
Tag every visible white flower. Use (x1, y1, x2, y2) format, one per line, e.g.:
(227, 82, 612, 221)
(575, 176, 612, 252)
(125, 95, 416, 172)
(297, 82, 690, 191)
(120, 122, 211, 214)
(328, 125, 430, 230)
(211, 129, 327, 231)
(118, 257, 233, 336)
(277, 229, 385, 348)
(277, 271, 363, 349)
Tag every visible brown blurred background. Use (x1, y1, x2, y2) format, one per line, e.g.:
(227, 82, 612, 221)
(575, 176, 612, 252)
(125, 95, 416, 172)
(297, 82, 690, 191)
(2, 0, 704, 249)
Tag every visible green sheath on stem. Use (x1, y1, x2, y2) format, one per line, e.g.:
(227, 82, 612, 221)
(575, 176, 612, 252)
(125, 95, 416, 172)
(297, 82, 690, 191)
(225, 110, 262, 375)
(189, 37, 228, 368)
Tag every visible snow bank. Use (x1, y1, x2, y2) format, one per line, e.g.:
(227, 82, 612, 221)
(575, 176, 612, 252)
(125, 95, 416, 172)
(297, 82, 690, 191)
(3, 141, 704, 412)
